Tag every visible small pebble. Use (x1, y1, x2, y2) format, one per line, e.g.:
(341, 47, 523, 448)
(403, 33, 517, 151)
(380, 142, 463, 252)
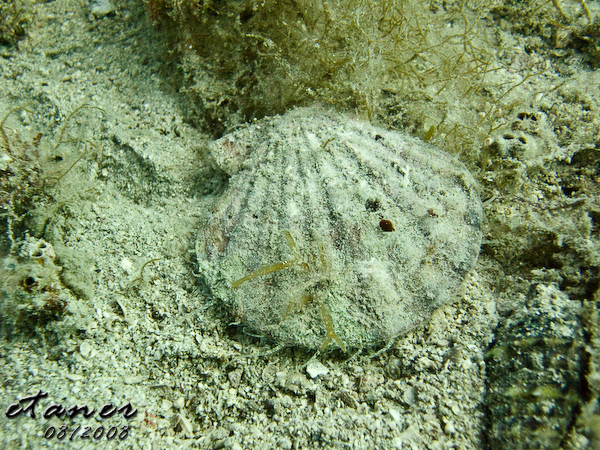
(306, 360, 329, 378)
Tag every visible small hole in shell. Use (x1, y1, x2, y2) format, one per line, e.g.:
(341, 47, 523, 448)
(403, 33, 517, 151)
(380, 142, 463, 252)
(366, 199, 380, 212)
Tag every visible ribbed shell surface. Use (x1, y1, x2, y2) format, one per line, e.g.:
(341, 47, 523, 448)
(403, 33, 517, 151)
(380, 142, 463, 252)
(197, 107, 483, 350)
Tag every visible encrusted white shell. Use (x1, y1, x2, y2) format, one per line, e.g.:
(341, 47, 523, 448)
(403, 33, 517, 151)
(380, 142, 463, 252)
(197, 107, 483, 351)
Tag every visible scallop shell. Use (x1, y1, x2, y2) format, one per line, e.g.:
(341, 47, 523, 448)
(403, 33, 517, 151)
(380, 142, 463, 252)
(197, 107, 483, 351)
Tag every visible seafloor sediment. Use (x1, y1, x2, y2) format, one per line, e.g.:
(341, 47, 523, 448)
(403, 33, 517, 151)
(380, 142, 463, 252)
(1, 0, 599, 448)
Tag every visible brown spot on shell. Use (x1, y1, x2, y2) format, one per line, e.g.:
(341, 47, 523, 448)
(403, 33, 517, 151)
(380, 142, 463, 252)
(379, 219, 395, 232)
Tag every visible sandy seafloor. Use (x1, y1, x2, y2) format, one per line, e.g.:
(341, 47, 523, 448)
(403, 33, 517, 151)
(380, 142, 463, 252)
(1, 0, 599, 448)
